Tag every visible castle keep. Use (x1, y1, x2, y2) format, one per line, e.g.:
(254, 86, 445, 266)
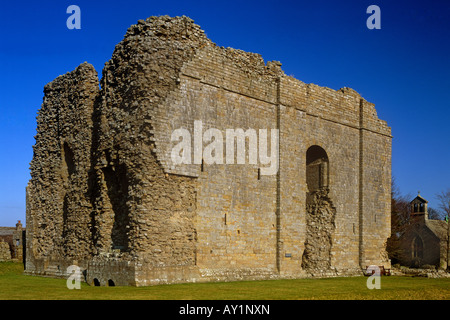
(26, 16, 392, 286)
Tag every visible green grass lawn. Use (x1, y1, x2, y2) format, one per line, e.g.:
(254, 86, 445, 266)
(0, 262, 449, 300)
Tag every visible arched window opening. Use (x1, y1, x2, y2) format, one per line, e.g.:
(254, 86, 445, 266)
(102, 162, 130, 251)
(412, 236, 423, 259)
(108, 279, 115, 287)
(306, 145, 329, 192)
(303, 145, 335, 271)
(93, 278, 100, 286)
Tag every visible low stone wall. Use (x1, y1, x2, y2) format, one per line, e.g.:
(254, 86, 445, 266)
(0, 241, 11, 261)
(392, 266, 450, 278)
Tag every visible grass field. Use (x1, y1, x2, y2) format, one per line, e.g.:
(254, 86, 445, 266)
(0, 262, 449, 300)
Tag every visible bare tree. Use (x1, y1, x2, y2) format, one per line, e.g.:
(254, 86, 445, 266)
(390, 176, 413, 229)
(387, 176, 413, 264)
(428, 207, 444, 220)
(436, 188, 450, 220)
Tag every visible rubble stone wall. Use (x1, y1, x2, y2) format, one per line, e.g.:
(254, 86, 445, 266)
(0, 241, 11, 261)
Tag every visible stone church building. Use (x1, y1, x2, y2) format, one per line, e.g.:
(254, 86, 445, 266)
(25, 16, 392, 286)
(397, 194, 449, 269)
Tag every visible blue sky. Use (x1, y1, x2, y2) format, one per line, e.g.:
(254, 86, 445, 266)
(0, 0, 449, 226)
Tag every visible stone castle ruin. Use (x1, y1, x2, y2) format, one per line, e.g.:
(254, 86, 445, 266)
(26, 16, 392, 286)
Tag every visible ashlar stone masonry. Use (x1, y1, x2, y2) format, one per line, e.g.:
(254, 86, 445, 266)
(26, 16, 392, 286)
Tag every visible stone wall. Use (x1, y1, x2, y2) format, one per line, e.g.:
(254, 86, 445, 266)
(0, 241, 11, 261)
(26, 15, 392, 285)
(26, 62, 99, 275)
(153, 35, 392, 278)
(0, 222, 26, 262)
